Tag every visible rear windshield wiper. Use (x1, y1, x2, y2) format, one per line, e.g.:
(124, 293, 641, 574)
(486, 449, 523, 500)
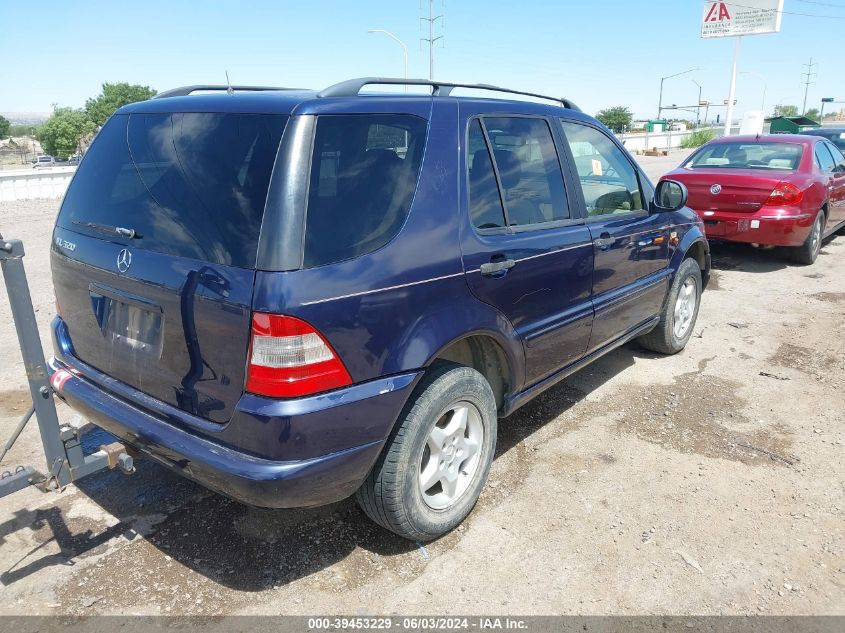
(72, 221, 142, 239)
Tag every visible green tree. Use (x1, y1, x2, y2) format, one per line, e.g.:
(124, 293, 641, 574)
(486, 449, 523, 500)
(0, 114, 10, 139)
(84, 82, 156, 127)
(773, 104, 799, 118)
(804, 108, 820, 122)
(596, 106, 633, 133)
(37, 107, 96, 159)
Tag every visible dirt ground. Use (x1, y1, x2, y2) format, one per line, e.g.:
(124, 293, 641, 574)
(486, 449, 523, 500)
(0, 151, 842, 616)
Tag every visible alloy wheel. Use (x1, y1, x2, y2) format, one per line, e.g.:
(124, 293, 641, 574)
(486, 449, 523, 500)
(419, 401, 484, 510)
(673, 277, 697, 339)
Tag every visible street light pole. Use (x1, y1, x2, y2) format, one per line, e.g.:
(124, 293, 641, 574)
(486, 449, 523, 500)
(658, 67, 700, 119)
(367, 29, 408, 87)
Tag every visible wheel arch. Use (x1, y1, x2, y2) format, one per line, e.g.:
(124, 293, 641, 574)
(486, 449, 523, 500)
(427, 331, 520, 412)
(673, 227, 711, 290)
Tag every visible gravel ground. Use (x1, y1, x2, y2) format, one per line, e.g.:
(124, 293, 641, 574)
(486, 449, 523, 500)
(0, 152, 842, 615)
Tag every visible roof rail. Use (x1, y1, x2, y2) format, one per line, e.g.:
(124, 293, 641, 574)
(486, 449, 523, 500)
(317, 77, 580, 111)
(154, 85, 297, 99)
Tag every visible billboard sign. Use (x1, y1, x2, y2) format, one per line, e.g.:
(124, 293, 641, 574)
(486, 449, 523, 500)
(701, 0, 784, 38)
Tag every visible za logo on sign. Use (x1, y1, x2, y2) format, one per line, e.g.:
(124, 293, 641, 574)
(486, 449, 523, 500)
(710, 184, 722, 195)
(116, 248, 132, 273)
(705, 2, 731, 22)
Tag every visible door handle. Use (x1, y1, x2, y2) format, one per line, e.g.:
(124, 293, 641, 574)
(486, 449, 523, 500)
(594, 232, 613, 250)
(479, 259, 516, 276)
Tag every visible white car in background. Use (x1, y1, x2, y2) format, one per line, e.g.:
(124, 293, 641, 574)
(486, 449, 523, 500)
(32, 155, 56, 169)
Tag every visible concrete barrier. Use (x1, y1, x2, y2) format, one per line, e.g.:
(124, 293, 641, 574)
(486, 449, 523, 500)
(0, 167, 76, 202)
(616, 125, 742, 153)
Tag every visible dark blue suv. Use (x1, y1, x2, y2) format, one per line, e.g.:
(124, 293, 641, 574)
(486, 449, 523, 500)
(49, 78, 709, 540)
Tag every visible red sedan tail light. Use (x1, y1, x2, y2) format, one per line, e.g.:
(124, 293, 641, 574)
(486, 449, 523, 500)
(764, 181, 804, 206)
(245, 313, 352, 398)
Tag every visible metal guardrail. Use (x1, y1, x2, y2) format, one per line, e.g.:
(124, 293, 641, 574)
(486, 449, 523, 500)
(0, 234, 134, 499)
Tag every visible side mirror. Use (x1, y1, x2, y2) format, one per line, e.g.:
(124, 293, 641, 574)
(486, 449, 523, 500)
(652, 179, 689, 212)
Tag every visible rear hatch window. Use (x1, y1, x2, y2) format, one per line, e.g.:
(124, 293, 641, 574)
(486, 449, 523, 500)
(53, 112, 286, 425)
(57, 112, 287, 267)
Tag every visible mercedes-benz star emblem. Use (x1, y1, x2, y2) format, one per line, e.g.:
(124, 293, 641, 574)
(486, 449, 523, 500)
(116, 248, 132, 273)
(710, 184, 722, 195)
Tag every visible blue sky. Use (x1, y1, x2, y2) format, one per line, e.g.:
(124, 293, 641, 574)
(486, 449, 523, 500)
(1, 0, 843, 121)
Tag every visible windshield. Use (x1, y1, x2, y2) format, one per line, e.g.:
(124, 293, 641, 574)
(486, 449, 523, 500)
(57, 112, 287, 268)
(823, 132, 845, 150)
(687, 142, 803, 170)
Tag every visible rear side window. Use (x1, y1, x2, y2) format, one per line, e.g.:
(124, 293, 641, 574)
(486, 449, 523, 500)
(824, 142, 845, 169)
(815, 143, 836, 172)
(57, 113, 287, 268)
(303, 114, 427, 268)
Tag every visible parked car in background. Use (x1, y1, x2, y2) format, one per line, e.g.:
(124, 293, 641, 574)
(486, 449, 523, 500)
(49, 79, 710, 541)
(662, 134, 845, 264)
(67, 153, 83, 165)
(799, 127, 845, 155)
(32, 155, 55, 169)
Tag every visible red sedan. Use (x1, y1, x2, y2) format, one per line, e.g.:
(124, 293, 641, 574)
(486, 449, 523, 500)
(662, 134, 845, 264)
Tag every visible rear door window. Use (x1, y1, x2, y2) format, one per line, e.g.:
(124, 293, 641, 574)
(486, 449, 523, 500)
(57, 113, 287, 268)
(815, 143, 836, 172)
(824, 141, 845, 169)
(303, 114, 427, 268)
(483, 117, 570, 226)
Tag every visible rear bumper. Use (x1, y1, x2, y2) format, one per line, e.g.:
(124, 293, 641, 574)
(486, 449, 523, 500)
(50, 317, 420, 508)
(695, 208, 814, 247)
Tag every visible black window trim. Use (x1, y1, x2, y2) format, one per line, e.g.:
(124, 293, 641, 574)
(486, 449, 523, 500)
(464, 113, 583, 236)
(473, 116, 511, 234)
(557, 116, 650, 223)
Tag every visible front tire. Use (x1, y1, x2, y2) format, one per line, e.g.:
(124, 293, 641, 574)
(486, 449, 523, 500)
(356, 363, 497, 541)
(791, 211, 824, 265)
(638, 258, 702, 355)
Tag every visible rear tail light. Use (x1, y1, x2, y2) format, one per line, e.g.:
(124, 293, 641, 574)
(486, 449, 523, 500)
(245, 313, 352, 398)
(764, 181, 803, 206)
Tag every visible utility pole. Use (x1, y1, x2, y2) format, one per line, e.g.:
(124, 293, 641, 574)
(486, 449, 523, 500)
(420, 0, 443, 80)
(801, 58, 816, 115)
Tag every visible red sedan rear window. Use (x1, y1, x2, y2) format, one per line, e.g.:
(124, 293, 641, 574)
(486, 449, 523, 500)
(687, 142, 802, 171)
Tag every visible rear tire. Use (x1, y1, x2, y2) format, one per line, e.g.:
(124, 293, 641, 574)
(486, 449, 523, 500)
(638, 258, 702, 355)
(356, 362, 497, 541)
(791, 212, 824, 265)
